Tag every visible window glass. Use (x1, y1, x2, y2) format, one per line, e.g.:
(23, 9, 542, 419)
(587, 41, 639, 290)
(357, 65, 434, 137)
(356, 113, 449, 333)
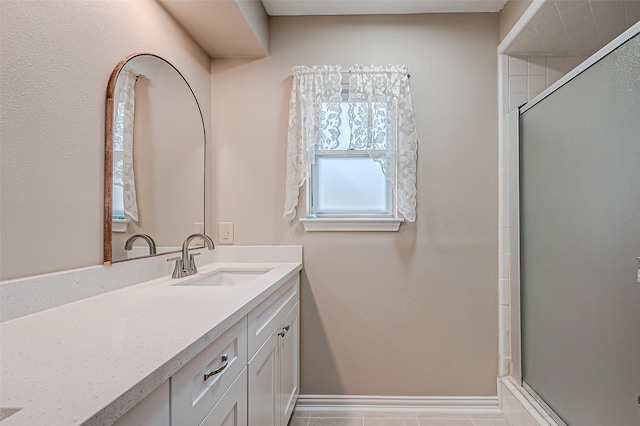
(314, 156, 390, 215)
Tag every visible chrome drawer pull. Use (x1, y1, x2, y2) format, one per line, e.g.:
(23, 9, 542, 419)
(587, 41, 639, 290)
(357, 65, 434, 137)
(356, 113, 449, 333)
(203, 354, 229, 381)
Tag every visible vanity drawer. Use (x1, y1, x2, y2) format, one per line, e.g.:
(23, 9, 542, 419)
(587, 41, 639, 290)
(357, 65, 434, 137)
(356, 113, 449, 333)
(199, 367, 247, 426)
(248, 275, 299, 359)
(172, 317, 247, 426)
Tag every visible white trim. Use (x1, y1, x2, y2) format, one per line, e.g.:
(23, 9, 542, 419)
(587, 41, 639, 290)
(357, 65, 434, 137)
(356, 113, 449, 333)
(507, 108, 522, 383)
(300, 217, 403, 232)
(522, 381, 567, 426)
(112, 218, 129, 233)
(295, 395, 500, 413)
(497, 0, 550, 54)
(520, 21, 640, 114)
(500, 377, 560, 426)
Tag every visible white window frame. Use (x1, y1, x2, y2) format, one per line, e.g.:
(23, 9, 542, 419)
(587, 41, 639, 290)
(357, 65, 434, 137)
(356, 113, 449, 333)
(300, 87, 404, 232)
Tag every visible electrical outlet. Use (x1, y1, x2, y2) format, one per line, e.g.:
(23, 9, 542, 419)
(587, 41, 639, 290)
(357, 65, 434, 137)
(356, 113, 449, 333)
(219, 222, 234, 245)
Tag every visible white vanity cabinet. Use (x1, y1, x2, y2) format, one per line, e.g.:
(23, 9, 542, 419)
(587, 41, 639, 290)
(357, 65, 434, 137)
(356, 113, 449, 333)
(199, 368, 248, 426)
(112, 380, 170, 426)
(279, 301, 300, 423)
(248, 277, 300, 426)
(113, 273, 300, 426)
(172, 318, 248, 426)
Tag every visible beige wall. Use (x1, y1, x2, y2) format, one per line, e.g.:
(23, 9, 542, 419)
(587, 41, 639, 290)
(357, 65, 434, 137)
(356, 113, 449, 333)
(212, 14, 499, 396)
(499, 0, 533, 41)
(0, 0, 211, 280)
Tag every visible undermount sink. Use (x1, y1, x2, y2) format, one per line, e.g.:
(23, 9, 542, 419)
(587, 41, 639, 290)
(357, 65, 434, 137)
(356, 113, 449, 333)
(171, 268, 272, 287)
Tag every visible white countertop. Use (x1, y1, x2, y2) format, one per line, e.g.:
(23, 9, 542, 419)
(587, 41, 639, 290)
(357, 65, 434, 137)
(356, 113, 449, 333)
(0, 261, 302, 425)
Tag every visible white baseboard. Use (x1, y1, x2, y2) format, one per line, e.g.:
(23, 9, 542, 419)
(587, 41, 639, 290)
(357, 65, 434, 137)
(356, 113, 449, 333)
(295, 395, 500, 413)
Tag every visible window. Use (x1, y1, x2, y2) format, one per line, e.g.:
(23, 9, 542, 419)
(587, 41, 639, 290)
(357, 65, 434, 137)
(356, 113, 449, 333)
(307, 88, 394, 219)
(284, 65, 417, 231)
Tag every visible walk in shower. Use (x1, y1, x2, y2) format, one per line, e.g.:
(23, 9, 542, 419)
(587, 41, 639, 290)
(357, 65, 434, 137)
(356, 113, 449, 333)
(512, 23, 640, 426)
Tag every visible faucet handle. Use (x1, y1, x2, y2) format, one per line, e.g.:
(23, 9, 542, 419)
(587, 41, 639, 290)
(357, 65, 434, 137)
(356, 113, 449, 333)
(167, 256, 185, 278)
(188, 253, 201, 274)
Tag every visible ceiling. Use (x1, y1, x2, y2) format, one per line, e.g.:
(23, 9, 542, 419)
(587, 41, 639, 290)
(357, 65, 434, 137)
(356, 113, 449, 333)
(261, 0, 510, 16)
(505, 0, 640, 55)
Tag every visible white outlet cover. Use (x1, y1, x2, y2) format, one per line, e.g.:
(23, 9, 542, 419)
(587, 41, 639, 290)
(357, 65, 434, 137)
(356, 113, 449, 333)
(218, 222, 234, 245)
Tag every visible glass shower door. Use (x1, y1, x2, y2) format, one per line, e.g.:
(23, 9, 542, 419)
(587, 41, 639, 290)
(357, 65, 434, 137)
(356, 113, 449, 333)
(519, 33, 640, 425)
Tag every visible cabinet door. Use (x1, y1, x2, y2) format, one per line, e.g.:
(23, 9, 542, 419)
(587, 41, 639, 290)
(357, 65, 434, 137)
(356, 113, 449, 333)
(200, 368, 247, 426)
(248, 330, 280, 426)
(248, 276, 298, 359)
(279, 302, 299, 426)
(113, 380, 169, 426)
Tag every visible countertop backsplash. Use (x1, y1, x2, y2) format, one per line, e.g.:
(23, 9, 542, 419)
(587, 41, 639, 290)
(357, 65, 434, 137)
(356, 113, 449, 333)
(0, 246, 302, 323)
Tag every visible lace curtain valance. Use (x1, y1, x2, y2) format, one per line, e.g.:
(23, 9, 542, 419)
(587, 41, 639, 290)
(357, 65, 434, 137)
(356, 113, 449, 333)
(284, 64, 418, 222)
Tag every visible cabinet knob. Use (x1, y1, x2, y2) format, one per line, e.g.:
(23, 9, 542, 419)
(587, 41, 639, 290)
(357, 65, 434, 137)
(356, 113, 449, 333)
(278, 330, 286, 337)
(283, 325, 290, 332)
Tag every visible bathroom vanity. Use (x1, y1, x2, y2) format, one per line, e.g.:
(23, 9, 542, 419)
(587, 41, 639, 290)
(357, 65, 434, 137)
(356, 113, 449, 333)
(0, 255, 302, 426)
(0, 53, 303, 426)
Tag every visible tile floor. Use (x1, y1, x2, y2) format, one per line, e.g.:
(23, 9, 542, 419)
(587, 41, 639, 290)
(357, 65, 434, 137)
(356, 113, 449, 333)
(288, 411, 509, 426)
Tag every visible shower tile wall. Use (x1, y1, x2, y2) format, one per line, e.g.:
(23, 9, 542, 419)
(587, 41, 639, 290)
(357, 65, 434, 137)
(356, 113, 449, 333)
(497, 53, 587, 378)
(506, 55, 588, 110)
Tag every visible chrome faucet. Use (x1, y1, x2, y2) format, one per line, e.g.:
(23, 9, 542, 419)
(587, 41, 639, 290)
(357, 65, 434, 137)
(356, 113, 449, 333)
(168, 233, 215, 278)
(124, 233, 157, 256)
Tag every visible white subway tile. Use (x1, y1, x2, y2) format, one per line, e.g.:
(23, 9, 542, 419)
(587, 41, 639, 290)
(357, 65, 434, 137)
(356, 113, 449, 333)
(499, 201, 510, 227)
(499, 54, 509, 75)
(500, 305, 512, 330)
(498, 227, 507, 253)
(509, 93, 528, 111)
(499, 356, 511, 377)
(527, 57, 546, 76)
(499, 279, 510, 306)
(545, 57, 565, 74)
(546, 72, 563, 87)
(564, 56, 587, 72)
(499, 176, 509, 203)
(509, 75, 528, 94)
(499, 330, 511, 359)
(499, 253, 509, 280)
(508, 56, 528, 76)
(527, 75, 546, 97)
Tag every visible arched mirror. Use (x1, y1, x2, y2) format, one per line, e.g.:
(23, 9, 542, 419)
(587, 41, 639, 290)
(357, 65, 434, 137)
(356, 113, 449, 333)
(104, 53, 205, 263)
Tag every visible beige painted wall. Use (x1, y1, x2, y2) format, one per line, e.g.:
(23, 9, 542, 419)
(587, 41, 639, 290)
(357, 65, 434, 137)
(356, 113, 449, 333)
(211, 14, 499, 396)
(499, 0, 533, 41)
(0, 0, 211, 280)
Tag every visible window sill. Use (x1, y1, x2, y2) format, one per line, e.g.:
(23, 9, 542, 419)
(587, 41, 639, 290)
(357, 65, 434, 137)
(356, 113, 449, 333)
(112, 218, 129, 233)
(300, 217, 404, 232)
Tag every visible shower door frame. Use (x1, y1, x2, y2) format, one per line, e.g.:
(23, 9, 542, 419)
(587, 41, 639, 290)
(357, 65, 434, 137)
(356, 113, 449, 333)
(507, 20, 640, 426)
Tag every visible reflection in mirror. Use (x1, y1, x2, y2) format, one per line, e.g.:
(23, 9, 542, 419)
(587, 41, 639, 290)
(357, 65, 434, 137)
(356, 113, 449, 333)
(104, 54, 205, 263)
